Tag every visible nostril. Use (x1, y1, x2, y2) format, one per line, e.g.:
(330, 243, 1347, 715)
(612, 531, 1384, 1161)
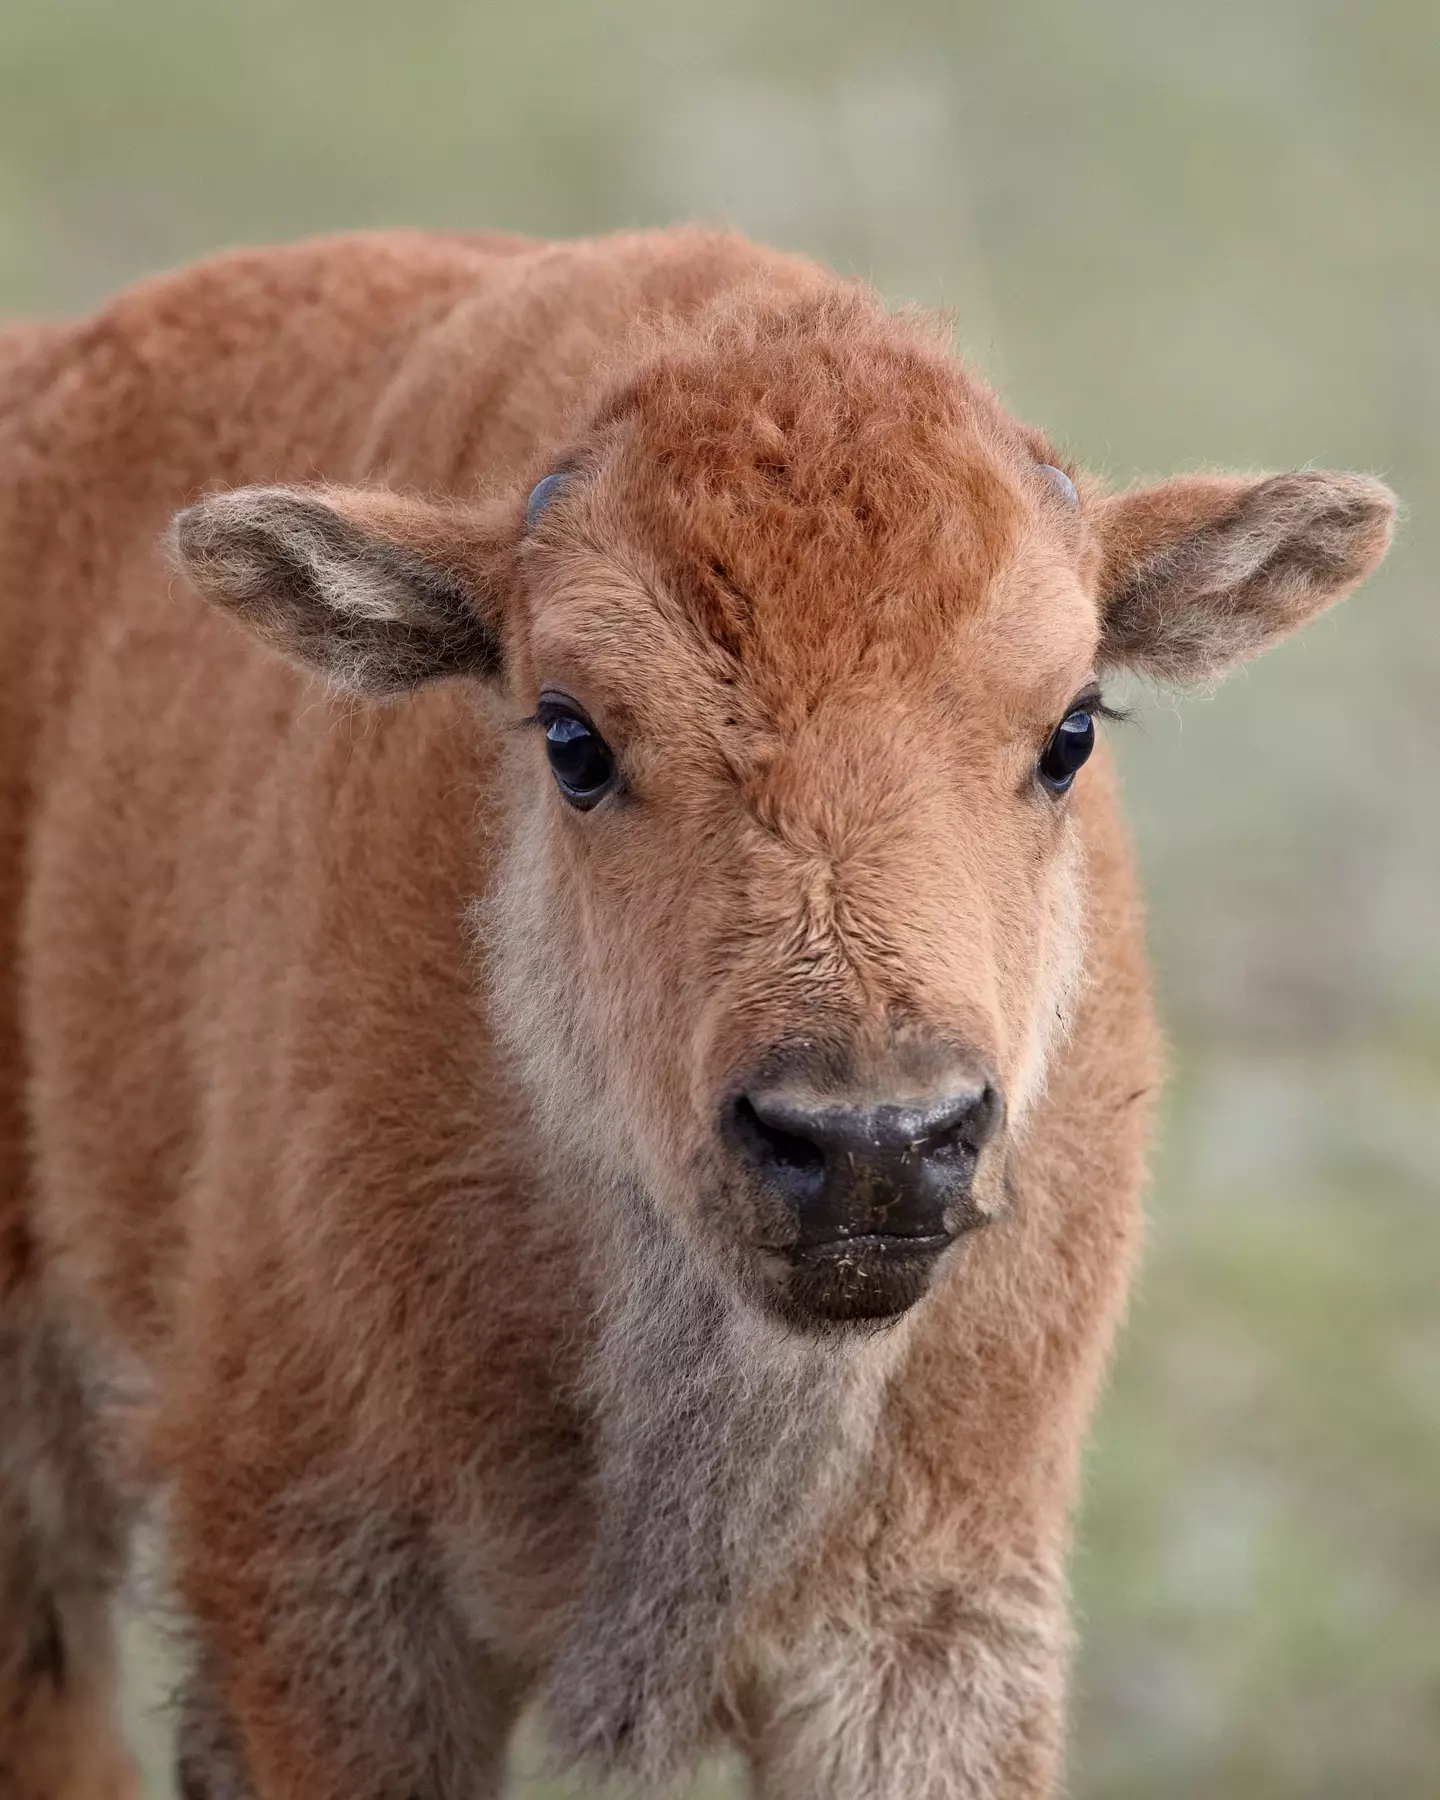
(929, 1082, 1003, 1154)
(730, 1095, 827, 1184)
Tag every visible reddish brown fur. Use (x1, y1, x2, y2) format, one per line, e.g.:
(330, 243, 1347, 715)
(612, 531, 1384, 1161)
(0, 230, 1392, 1798)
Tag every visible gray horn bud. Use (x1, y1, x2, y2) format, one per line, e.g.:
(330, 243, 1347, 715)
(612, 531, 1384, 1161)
(525, 471, 571, 529)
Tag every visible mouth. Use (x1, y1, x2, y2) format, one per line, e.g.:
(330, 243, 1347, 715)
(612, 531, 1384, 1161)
(763, 1229, 956, 1326)
(785, 1230, 952, 1264)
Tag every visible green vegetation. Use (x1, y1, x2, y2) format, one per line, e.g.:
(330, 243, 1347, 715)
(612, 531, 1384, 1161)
(5, 2, 1435, 1793)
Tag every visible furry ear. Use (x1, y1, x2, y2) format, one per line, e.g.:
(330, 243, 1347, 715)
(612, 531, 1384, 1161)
(1093, 469, 1395, 684)
(170, 485, 517, 697)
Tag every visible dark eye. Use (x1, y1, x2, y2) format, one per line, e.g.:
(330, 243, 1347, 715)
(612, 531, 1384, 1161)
(1037, 709, 1095, 794)
(539, 703, 617, 809)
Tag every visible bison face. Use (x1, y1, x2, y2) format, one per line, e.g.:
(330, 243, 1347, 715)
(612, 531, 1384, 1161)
(174, 289, 1392, 1330)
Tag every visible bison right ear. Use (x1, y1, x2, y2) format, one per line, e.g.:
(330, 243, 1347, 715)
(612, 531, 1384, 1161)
(170, 485, 517, 697)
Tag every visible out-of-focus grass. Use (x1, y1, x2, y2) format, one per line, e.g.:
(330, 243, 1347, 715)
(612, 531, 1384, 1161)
(6, 1, 1436, 1795)
(1072, 1052, 1440, 1799)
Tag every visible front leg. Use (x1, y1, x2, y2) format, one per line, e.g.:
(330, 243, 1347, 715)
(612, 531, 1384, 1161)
(166, 1467, 530, 1800)
(173, 1641, 528, 1800)
(738, 1561, 1068, 1800)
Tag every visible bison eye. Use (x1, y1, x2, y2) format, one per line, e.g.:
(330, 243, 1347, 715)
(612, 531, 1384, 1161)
(1037, 708, 1095, 794)
(539, 701, 617, 809)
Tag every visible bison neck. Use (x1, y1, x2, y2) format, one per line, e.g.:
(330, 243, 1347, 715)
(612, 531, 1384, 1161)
(541, 1181, 896, 1780)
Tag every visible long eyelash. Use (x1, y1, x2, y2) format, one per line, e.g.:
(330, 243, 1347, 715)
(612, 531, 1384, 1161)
(508, 712, 546, 734)
(1073, 686, 1134, 725)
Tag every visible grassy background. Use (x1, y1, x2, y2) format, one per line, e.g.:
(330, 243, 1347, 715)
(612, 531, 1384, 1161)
(3, 2, 1436, 1793)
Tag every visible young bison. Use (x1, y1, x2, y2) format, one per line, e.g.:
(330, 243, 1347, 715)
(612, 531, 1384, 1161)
(0, 229, 1392, 1799)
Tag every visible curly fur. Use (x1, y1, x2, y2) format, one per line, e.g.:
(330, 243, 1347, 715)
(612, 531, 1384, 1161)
(0, 228, 1392, 1798)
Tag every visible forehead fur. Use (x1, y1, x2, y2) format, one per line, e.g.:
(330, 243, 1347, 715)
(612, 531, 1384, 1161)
(576, 285, 1049, 679)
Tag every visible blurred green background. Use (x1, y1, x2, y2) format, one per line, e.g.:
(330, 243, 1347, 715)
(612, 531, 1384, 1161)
(5, 1, 1436, 1794)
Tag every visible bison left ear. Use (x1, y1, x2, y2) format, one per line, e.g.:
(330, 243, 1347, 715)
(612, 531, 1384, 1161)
(170, 485, 517, 697)
(1093, 469, 1396, 684)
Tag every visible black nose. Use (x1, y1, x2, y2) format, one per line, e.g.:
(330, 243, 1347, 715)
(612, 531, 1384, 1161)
(727, 1080, 1002, 1246)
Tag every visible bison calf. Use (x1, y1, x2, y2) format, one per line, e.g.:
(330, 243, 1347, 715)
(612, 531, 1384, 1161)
(0, 228, 1392, 1798)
